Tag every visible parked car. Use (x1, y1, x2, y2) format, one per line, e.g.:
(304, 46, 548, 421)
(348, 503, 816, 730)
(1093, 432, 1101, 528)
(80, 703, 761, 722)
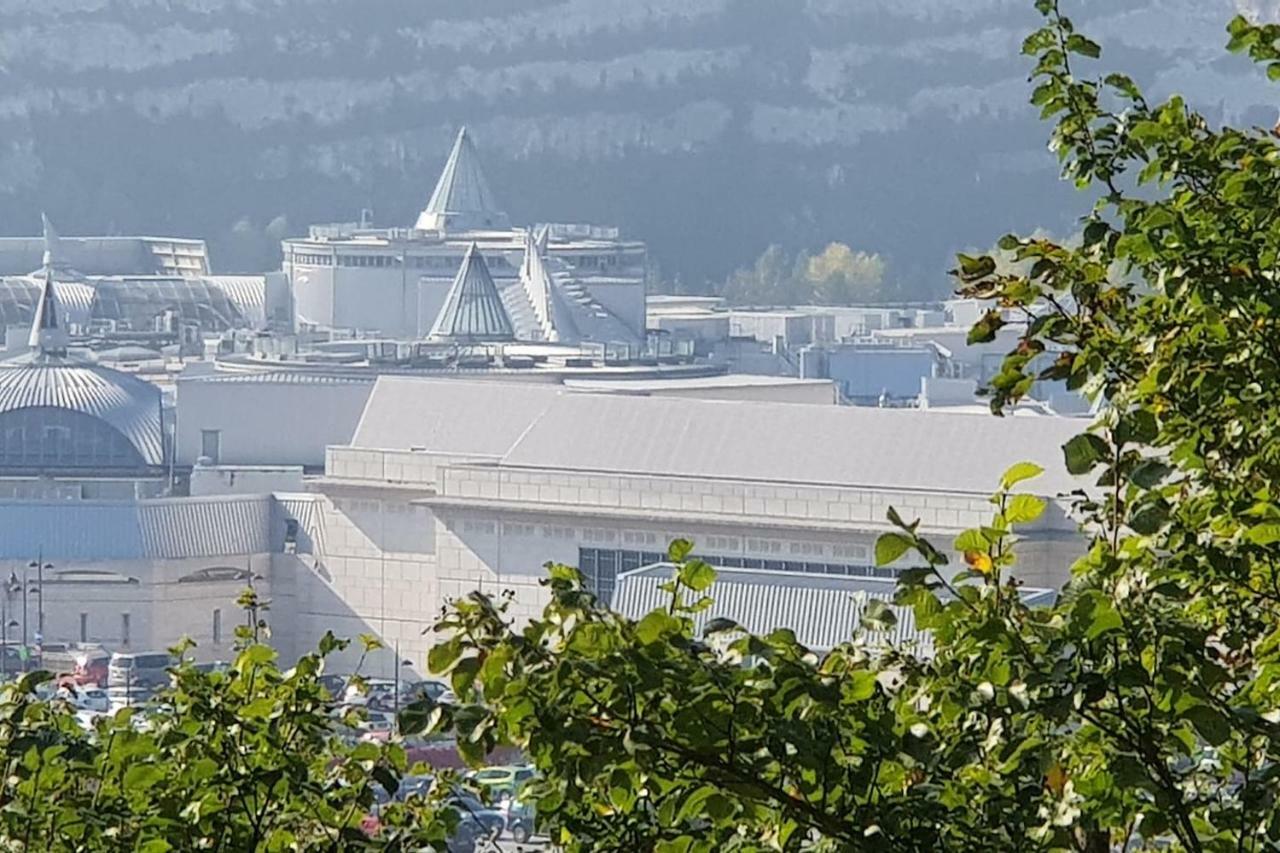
(192, 660, 230, 675)
(468, 765, 536, 798)
(106, 684, 154, 712)
(402, 679, 449, 703)
(108, 652, 173, 691)
(319, 674, 348, 698)
(355, 710, 395, 734)
(393, 774, 434, 801)
(444, 791, 506, 841)
(71, 686, 111, 712)
(74, 708, 106, 731)
(0, 642, 33, 674)
(506, 798, 537, 844)
(342, 678, 397, 708)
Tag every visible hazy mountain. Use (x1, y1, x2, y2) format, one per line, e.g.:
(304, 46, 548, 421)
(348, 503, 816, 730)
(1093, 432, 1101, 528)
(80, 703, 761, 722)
(0, 0, 1272, 292)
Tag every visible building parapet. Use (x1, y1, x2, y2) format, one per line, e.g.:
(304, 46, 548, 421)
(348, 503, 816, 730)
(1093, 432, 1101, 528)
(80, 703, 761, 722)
(429, 463, 1078, 536)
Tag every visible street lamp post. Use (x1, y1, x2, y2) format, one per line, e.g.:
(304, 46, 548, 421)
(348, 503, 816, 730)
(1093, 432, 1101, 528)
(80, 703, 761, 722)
(1, 592, 7, 679)
(392, 642, 413, 735)
(17, 563, 26, 645)
(28, 553, 50, 642)
(1, 573, 18, 679)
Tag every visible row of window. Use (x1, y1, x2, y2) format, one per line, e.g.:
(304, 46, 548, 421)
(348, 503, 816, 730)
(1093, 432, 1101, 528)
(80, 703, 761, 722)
(77, 610, 223, 646)
(577, 548, 890, 603)
(292, 253, 514, 271)
(0, 413, 143, 469)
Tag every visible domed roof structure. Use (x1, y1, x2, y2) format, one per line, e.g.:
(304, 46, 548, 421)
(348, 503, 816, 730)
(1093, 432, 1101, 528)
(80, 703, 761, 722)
(0, 260, 163, 471)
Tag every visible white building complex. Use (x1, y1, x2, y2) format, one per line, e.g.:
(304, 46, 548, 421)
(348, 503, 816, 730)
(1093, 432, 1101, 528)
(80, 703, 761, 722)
(284, 128, 648, 342)
(0, 369, 1089, 675)
(288, 377, 1086, 673)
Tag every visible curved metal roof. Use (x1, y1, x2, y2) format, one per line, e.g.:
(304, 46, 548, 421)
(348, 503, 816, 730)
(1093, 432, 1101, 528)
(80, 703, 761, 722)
(0, 360, 164, 466)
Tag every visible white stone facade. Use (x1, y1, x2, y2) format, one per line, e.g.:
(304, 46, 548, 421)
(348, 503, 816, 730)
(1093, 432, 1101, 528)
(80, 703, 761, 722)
(299, 444, 1084, 675)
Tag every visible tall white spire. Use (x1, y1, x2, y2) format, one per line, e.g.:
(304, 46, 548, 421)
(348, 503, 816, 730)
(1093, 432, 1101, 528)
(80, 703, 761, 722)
(41, 212, 61, 272)
(29, 266, 69, 357)
(414, 127, 510, 233)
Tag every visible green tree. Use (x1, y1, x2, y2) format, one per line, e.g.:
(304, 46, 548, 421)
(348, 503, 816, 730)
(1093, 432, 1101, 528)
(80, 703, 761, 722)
(0, 590, 467, 851)
(806, 242, 886, 304)
(719, 243, 888, 306)
(413, 3, 1280, 850)
(719, 244, 808, 306)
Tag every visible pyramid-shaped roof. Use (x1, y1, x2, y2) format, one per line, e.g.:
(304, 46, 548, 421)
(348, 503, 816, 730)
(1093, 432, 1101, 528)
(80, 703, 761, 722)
(429, 244, 516, 342)
(521, 228, 579, 344)
(415, 127, 511, 233)
(29, 267, 69, 356)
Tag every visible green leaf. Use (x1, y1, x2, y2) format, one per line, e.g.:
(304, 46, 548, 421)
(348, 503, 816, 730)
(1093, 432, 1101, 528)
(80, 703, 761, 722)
(123, 764, 165, 791)
(1006, 494, 1047, 525)
(861, 599, 898, 632)
(955, 253, 997, 282)
(1084, 600, 1123, 640)
(1246, 523, 1280, 546)
(1001, 462, 1044, 490)
(240, 698, 275, 719)
(953, 529, 990, 552)
(1185, 705, 1230, 746)
(679, 559, 716, 593)
(667, 539, 694, 562)
(636, 610, 679, 645)
(1065, 34, 1102, 58)
(1131, 461, 1173, 489)
(1063, 433, 1110, 475)
(427, 637, 463, 675)
(702, 618, 739, 636)
(847, 670, 877, 702)
(875, 533, 912, 567)
(968, 310, 1006, 345)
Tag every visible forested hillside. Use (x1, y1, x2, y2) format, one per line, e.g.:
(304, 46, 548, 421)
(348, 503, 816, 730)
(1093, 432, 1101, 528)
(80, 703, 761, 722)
(0, 0, 1271, 292)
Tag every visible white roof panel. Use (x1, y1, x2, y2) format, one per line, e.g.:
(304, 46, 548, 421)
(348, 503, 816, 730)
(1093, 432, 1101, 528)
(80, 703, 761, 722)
(499, 393, 1083, 495)
(351, 376, 562, 455)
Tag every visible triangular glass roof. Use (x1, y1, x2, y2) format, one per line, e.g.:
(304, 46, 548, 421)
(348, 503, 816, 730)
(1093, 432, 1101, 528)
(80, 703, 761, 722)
(429, 244, 516, 342)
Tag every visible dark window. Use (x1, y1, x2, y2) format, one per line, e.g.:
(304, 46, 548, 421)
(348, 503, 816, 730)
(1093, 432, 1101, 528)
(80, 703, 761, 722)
(580, 548, 889, 586)
(79, 612, 88, 643)
(212, 609, 222, 645)
(201, 429, 220, 464)
(121, 613, 131, 647)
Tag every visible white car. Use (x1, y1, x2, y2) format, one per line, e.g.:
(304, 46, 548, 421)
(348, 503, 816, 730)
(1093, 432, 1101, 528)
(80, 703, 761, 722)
(342, 678, 397, 708)
(355, 710, 395, 733)
(74, 709, 106, 732)
(72, 687, 110, 713)
(106, 685, 152, 713)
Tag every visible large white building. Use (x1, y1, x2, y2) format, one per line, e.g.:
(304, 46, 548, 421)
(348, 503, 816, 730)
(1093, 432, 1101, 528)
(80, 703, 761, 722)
(286, 377, 1086, 673)
(284, 128, 648, 342)
(0, 373, 1090, 677)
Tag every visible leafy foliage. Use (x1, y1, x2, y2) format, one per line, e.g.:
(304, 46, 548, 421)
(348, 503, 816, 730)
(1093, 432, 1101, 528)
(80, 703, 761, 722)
(0, 616, 464, 851)
(415, 2, 1280, 850)
(720, 242, 892, 305)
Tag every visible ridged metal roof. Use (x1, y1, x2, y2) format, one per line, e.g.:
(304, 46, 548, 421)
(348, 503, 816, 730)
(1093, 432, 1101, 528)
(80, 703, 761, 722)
(186, 372, 375, 386)
(429, 244, 516, 342)
(0, 495, 280, 561)
(612, 564, 1057, 655)
(0, 360, 164, 466)
(415, 127, 511, 233)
